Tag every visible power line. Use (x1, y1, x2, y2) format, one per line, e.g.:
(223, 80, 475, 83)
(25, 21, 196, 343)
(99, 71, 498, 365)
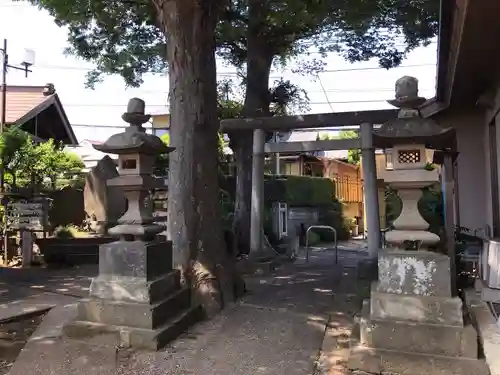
(316, 74, 333, 111)
(33, 62, 435, 75)
(62, 98, 414, 108)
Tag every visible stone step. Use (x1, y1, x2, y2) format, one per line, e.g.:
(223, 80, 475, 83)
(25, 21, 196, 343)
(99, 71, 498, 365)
(89, 270, 182, 304)
(370, 286, 464, 326)
(64, 305, 203, 350)
(77, 287, 191, 330)
(348, 345, 490, 375)
(359, 301, 478, 358)
(349, 320, 489, 375)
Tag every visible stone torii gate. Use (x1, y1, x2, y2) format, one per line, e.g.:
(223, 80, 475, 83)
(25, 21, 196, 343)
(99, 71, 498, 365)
(221, 108, 397, 259)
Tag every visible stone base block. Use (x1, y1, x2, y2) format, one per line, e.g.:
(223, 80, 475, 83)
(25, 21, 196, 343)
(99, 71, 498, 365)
(64, 239, 201, 350)
(359, 300, 478, 358)
(98, 240, 172, 281)
(370, 284, 463, 326)
(378, 249, 452, 297)
(348, 345, 489, 375)
(76, 287, 190, 330)
(64, 305, 203, 351)
(89, 270, 181, 304)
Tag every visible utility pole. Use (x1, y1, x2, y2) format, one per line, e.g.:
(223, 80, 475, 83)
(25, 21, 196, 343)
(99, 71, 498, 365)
(1, 39, 35, 134)
(0, 39, 35, 264)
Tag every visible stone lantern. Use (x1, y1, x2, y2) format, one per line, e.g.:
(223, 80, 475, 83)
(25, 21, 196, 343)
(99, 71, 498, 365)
(348, 77, 487, 374)
(64, 98, 201, 350)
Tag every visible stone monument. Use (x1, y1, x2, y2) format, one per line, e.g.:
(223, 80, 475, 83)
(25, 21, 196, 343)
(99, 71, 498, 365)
(347, 77, 489, 375)
(64, 98, 202, 350)
(83, 155, 126, 234)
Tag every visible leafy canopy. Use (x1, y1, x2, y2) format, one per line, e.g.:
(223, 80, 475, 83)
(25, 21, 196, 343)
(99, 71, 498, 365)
(24, 0, 439, 87)
(321, 130, 360, 165)
(0, 127, 84, 188)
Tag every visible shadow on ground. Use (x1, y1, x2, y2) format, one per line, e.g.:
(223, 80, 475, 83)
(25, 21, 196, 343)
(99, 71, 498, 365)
(4, 246, 370, 375)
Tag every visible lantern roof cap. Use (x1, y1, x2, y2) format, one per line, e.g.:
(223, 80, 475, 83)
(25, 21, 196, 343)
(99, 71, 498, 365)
(373, 76, 454, 150)
(93, 98, 174, 155)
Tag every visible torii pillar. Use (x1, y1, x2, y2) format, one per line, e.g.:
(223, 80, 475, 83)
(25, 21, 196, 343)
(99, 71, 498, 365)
(361, 122, 381, 258)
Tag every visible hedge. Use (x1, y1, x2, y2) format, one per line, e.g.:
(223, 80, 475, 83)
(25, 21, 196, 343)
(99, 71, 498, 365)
(222, 175, 336, 207)
(386, 185, 443, 235)
(264, 175, 335, 206)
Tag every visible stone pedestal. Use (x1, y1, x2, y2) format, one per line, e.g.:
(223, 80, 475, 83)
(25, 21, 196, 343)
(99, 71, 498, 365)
(64, 239, 202, 350)
(348, 250, 489, 375)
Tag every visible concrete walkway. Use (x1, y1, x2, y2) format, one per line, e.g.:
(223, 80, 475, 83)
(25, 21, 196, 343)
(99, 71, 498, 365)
(4, 246, 370, 375)
(0, 266, 94, 323)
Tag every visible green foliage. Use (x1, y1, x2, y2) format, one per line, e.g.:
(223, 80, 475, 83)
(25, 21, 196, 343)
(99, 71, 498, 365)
(0, 128, 85, 189)
(306, 231, 321, 246)
(385, 185, 444, 235)
(53, 225, 90, 239)
(26, 0, 439, 88)
(317, 200, 350, 241)
(265, 175, 335, 206)
(54, 225, 75, 239)
(154, 133, 171, 176)
(418, 186, 444, 235)
(269, 79, 310, 116)
(322, 130, 360, 165)
(160, 133, 170, 145)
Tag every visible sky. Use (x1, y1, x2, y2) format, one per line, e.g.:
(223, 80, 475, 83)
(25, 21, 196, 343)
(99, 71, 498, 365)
(0, 0, 438, 143)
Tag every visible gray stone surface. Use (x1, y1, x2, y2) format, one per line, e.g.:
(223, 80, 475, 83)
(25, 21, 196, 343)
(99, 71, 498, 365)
(89, 271, 180, 303)
(64, 239, 197, 349)
(360, 309, 478, 358)
(377, 249, 452, 297)
(84, 155, 126, 233)
(370, 285, 463, 326)
(98, 240, 172, 280)
(348, 345, 490, 375)
(0, 292, 75, 322)
(77, 288, 190, 329)
(63, 304, 203, 350)
(348, 249, 486, 373)
(465, 288, 500, 375)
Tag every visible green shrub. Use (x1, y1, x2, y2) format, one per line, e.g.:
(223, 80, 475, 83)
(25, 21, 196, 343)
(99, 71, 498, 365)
(385, 185, 443, 235)
(53, 225, 89, 239)
(317, 201, 350, 242)
(306, 231, 321, 246)
(54, 226, 75, 239)
(265, 175, 335, 206)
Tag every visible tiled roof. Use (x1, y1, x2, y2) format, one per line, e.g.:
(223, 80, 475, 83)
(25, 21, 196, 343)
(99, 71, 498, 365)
(0, 85, 49, 124)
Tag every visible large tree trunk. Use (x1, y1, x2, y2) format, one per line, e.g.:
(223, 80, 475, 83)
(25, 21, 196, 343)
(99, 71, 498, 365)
(231, 0, 273, 254)
(156, 0, 242, 317)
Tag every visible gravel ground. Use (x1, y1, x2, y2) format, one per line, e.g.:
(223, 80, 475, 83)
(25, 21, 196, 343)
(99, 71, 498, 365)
(0, 313, 46, 375)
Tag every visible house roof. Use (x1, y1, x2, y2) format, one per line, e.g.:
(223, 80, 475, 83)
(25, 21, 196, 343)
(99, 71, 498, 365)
(0, 85, 78, 145)
(1, 85, 47, 123)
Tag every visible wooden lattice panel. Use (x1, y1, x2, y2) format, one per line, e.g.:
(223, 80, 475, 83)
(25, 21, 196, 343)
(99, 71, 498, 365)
(397, 149, 421, 164)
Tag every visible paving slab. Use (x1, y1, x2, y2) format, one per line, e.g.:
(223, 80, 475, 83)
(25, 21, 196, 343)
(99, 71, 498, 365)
(0, 265, 95, 298)
(0, 291, 77, 322)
